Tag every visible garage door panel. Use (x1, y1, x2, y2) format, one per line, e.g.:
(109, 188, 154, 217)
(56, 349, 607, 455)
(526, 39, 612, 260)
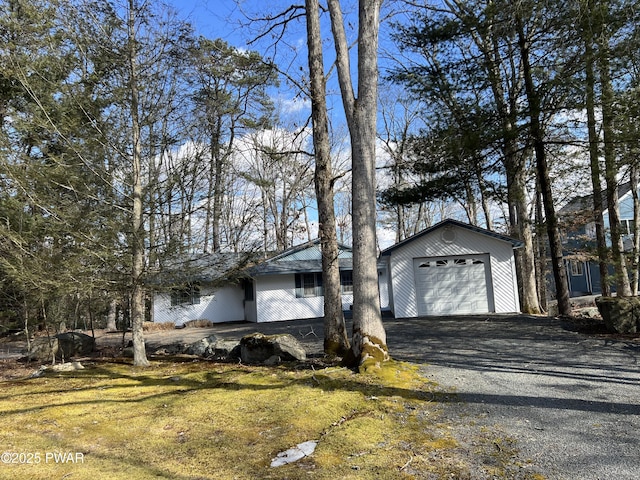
(414, 256, 490, 316)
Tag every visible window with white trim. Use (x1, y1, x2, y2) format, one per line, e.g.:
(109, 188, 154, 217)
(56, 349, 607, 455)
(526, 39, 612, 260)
(170, 283, 201, 306)
(295, 273, 323, 298)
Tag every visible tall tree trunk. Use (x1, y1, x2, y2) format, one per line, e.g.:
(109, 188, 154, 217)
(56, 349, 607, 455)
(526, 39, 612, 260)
(516, 13, 571, 316)
(535, 183, 548, 312)
(596, 6, 632, 297)
(475, 162, 493, 230)
(477, 11, 541, 314)
(631, 165, 640, 295)
(305, 0, 350, 356)
(505, 143, 540, 314)
(328, 0, 388, 372)
(463, 179, 478, 225)
(583, 16, 610, 296)
(106, 298, 118, 331)
(128, 0, 149, 366)
(211, 121, 225, 253)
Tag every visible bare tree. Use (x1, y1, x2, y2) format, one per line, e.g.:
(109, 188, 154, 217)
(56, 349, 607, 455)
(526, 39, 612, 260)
(241, 128, 315, 252)
(305, 0, 350, 356)
(127, 0, 150, 366)
(327, 0, 388, 371)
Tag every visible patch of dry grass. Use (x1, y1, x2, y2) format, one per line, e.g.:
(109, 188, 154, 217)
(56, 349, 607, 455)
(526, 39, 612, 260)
(0, 359, 542, 479)
(184, 319, 215, 328)
(142, 319, 215, 332)
(142, 321, 176, 332)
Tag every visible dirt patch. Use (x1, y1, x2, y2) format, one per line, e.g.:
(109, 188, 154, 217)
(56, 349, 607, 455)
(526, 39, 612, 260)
(0, 358, 36, 381)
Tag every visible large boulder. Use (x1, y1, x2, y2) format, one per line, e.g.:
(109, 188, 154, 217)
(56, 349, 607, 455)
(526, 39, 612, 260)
(28, 332, 95, 362)
(239, 333, 306, 364)
(212, 340, 241, 361)
(185, 334, 219, 356)
(595, 296, 640, 333)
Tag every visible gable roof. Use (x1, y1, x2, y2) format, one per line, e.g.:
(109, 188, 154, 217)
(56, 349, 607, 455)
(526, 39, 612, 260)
(380, 218, 523, 256)
(248, 239, 357, 276)
(267, 238, 353, 261)
(151, 251, 258, 286)
(558, 180, 632, 217)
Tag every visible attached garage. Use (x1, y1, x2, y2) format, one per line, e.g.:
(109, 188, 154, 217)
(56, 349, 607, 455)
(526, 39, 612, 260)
(381, 219, 522, 318)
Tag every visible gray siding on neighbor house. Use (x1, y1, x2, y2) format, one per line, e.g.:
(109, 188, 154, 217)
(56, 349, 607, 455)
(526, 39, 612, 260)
(387, 224, 520, 318)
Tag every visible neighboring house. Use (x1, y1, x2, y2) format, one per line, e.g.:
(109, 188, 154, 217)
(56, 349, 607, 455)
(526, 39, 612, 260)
(559, 181, 636, 296)
(152, 219, 523, 325)
(380, 219, 522, 317)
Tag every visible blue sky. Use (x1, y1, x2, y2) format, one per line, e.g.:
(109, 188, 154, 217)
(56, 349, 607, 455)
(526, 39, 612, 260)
(168, 0, 246, 42)
(169, 0, 321, 120)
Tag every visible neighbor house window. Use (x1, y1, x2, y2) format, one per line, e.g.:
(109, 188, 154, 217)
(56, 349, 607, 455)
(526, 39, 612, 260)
(340, 270, 353, 294)
(620, 219, 636, 236)
(295, 273, 323, 298)
(170, 283, 201, 306)
(570, 260, 584, 276)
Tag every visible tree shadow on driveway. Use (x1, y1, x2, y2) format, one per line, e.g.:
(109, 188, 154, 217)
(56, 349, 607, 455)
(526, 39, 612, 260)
(384, 314, 640, 480)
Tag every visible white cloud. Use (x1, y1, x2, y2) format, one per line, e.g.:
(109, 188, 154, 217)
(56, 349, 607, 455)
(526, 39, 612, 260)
(276, 95, 311, 115)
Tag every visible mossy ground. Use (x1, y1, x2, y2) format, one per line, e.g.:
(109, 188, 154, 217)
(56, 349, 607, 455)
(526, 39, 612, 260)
(0, 359, 542, 479)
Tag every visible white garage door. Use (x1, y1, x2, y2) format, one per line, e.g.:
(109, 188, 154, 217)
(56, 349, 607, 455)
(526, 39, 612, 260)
(414, 255, 490, 316)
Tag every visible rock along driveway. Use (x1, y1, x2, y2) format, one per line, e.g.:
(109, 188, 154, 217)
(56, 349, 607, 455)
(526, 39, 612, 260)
(382, 314, 640, 480)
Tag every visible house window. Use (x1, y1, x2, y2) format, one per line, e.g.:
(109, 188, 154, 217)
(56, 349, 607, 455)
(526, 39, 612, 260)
(570, 260, 584, 276)
(295, 273, 323, 298)
(340, 270, 353, 294)
(620, 219, 636, 236)
(170, 283, 201, 306)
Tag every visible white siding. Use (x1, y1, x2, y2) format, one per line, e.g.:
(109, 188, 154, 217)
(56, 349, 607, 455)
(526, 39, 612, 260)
(153, 284, 245, 326)
(388, 225, 520, 318)
(254, 273, 383, 322)
(255, 274, 324, 322)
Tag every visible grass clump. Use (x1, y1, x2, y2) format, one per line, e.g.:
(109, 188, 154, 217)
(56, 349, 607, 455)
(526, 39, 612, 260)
(0, 359, 540, 479)
(142, 321, 176, 332)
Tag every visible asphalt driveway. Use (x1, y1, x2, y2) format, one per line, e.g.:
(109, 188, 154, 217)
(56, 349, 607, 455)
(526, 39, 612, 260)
(204, 314, 640, 479)
(382, 314, 640, 480)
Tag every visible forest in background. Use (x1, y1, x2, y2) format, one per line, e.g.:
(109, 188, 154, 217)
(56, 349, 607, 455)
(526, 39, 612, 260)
(2, 0, 640, 339)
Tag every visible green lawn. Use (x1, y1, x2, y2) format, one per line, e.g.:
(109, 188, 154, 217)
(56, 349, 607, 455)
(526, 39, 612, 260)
(0, 359, 542, 479)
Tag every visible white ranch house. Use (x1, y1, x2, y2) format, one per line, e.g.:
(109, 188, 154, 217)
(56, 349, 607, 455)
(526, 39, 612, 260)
(152, 219, 522, 324)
